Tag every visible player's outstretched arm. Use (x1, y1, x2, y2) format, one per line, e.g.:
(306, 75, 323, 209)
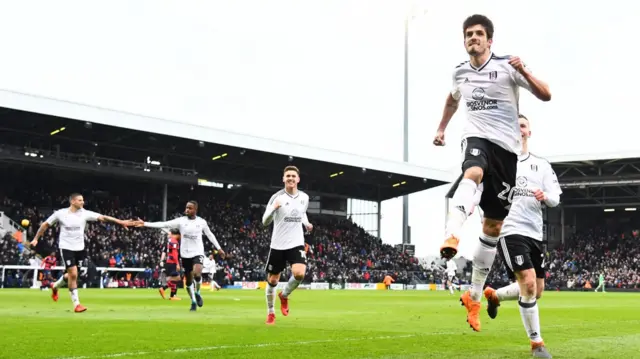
(96, 214, 135, 228)
(136, 218, 181, 229)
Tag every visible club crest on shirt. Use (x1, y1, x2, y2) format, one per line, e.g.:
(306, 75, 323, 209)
(516, 176, 528, 187)
(515, 255, 524, 266)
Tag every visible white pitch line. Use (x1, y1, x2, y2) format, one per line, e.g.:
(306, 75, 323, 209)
(51, 321, 617, 359)
(51, 333, 425, 359)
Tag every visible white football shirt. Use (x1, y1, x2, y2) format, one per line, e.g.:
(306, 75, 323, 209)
(451, 53, 534, 154)
(46, 208, 101, 251)
(145, 216, 220, 258)
(202, 257, 217, 274)
(446, 259, 457, 275)
(262, 189, 310, 250)
(500, 153, 562, 241)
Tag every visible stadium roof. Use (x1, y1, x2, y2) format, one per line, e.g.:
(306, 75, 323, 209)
(551, 156, 640, 208)
(0, 97, 452, 202)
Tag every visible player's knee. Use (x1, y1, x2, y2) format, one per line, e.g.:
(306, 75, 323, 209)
(194, 275, 202, 282)
(482, 219, 502, 238)
(520, 276, 536, 297)
(462, 165, 484, 184)
(293, 273, 304, 281)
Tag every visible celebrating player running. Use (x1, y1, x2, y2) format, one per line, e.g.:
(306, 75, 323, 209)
(30, 193, 135, 312)
(133, 201, 225, 311)
(483, 115, 561, 358)
(262, 166, 313, 325)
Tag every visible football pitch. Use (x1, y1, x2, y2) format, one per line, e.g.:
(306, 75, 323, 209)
(1, 289, 639, 359)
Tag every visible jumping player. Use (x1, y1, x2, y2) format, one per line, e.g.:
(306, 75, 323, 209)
(262, 166, 313, 325)
(483, 115, 560, 358)
(159, 229, 182, 300)
(30, 193, 134, 312)
(134, 201, 225, 311)
(433, 14, 551, 332)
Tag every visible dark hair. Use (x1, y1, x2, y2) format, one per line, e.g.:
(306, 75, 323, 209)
(519, 114, 529, 122)
(283, 166, 300, 175)
(69, 193, 82, 202)
(463, 14, 494, 40)
(187, 200, 198, 209)
(170, 228, 180, 235)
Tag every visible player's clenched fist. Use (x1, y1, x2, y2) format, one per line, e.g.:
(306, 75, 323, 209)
(533, 189, 547, 202)
(273, 200, 281, 210)
(508, 56, 527, 74)
(433, 130, 446, 146)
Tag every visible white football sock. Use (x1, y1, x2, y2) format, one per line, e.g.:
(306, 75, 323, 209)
(497, 282, 520, 301)
(266, 283, 276, 314)
(519, 295, 543, 343)
(281, 276, 301, 298)
(54, 276, 66, 289)
(470, 233, 498, 302)
(69, 288, 80, 306)
(445, 178, 477, 238)
(186, 283, 196, 304)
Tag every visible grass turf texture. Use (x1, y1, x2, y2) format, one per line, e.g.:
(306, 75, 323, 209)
(0, 289, 638, 358)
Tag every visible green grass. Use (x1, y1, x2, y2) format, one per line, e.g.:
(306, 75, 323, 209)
(0, 288, 638, 358)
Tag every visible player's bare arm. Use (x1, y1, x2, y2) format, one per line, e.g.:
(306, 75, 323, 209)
(133, 218, 179, 228)
(509, 56, 551, 102)
(96, 215, 134, 228)
(434, 93, 460, 146)
(29, 222, 50, 247)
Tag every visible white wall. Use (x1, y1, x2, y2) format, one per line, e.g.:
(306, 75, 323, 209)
(0, 0, 636, 256)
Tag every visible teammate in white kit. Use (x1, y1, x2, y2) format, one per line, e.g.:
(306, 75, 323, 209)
(29, 193, 134, 312)
(481, 115, 559, 358)
(433, 14, 552, 332)
(204, 253, 221, 291)
(446, 259, 458, 295)
(134, 201, 225, 311)
(262, 166, 313, 325)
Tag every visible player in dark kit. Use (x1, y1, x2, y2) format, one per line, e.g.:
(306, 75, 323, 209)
(41, 252, 57, 290)
(159, 229, 182, 300)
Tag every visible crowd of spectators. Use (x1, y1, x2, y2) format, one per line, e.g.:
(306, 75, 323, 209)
(0, 178, 430, 288)
(486, 227, 640, 290)
(2, 171, 638, 291)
